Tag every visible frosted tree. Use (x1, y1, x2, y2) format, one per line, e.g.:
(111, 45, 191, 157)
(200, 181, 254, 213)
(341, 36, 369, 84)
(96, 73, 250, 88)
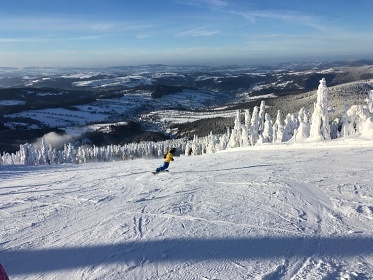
(244, 109, 251, 129)
(184, 142, 192, 156)
(218, 127, 231, 151)
(0, 153, 14, 165)
(330, 118, 340, 139)
(366, 90, 373, 114)
(261, 113, 273, 143)
(241, 125, 250, 147)
(258, 101, 266, 134)
(310, 78, 331, 140)
(291, 114, 300, 132)
(340, 101, 350, 138)
(272, 110, 284, 143)
(361, 116, 373, 138)
(243, 109, 252, 145)
(228, 111, 243, 148)
(294, 107, 311, 142)
(250, 106, 260, 145)
(361, 90, 373, 138)
(39, 137, 46, 164)
(76, 146, 87, 163)
(63, 143, 77, 163)
(191, 135, 202, 155)
(19, 143, 38, 165)
(345, 105, 370, 136)
(205, 132, 218, 154)
(282, 114, 296, 142)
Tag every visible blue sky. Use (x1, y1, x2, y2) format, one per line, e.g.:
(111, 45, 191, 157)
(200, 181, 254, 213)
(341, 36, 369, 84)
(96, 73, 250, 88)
(1, 0, 373, 67)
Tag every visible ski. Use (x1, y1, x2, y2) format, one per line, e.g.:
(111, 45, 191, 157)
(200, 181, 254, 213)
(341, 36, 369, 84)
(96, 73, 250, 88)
(152, 170, 169, 175)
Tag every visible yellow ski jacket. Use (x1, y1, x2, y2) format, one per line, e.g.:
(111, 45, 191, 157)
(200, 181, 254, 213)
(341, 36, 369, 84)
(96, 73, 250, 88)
(164, 151, 174, 163)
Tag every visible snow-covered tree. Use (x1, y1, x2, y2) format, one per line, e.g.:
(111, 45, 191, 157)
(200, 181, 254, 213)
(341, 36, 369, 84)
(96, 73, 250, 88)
(250, 106, 260, 145)
(282, 114, 296, 142)
(294, 107, 311, 142)
(340, 101, 350, 138)
(272, 110, 284, 143)
(261, 113, 273, 143)
(205, 132, 218, 154)
(191, 135, 202, 155)
(243, 109, 252, 145)
(63, 143, 77, 163)
(244, 109, 251, 129)
(330, 118, 340, 140)
(76, 146, 87, 163)
(228, 111, 243, 148)
(38, 137, 49, 164)
(361, 117, 373, 138)
(258, 101, 266, 134)
(367, 90, 373, 114)
(218, 128, 231, 151)
(344, 105, 370, 136)
(361, 90, 373, 138)
(310, 78, 331, 140)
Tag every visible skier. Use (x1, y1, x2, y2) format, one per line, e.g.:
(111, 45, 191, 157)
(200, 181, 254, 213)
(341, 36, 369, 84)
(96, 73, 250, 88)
(154, 148, 176, 174)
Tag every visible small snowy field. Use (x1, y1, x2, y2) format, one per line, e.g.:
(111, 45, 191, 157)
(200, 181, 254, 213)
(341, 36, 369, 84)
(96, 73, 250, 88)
(1, 139, 373, 279)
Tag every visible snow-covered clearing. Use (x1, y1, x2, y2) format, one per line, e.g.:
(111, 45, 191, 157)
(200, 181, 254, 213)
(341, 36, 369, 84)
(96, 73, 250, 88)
(146, 109, 237, 125)
(1, 139, 373, 279)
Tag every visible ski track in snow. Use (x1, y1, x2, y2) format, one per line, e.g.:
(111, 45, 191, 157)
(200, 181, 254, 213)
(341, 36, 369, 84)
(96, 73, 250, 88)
(1, 141, 373, 279)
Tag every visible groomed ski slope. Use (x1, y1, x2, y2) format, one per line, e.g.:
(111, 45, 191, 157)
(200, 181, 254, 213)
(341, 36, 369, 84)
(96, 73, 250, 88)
(1, 139, 373, 279)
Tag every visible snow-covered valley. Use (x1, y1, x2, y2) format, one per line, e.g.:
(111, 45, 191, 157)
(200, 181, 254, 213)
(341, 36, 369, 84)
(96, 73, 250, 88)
(1, 138, 372, 279)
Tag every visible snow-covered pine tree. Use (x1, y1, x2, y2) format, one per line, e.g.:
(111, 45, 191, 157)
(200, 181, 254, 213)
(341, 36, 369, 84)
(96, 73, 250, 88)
(218, 127, 230, 151)
(0, 152, 14, 165)
(330, 118, 340, 139)
(250, 106, 260, 145)
(258, 101, 266, 134)
(228, 110, 243, 148)
(367, 90, 373, 114)
(64, 143, 77, 163)
(345, 105, 370, 135)
(191, 135, 202, 155)
(361, 90, 373, 138)
(39, 137, 49, 164)
(76, 146, 86, 163)
(240, 125, 250, 147)
(261, 113, 273, 143)
(294, 107, 311, 142)
(272, 110, 284, 143)
(19, 143, 38, 165)
(340, 101, 350, 138)
(244, 109, 252, 145)
(205, 132, 218, 154)
(310, 78, 331, 140)
(281, 114, 296, 142)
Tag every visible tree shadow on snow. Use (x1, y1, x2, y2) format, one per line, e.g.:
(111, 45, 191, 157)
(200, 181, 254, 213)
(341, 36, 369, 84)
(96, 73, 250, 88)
(3, 236, 373, 275)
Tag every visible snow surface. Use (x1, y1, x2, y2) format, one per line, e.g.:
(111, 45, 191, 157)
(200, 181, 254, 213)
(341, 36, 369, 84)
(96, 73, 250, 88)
(1, 139, 373, 279)
(0, 100, 25, 106)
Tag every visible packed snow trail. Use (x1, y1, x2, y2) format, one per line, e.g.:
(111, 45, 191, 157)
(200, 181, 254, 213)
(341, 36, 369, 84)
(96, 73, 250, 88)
(1, 139, 373, 279)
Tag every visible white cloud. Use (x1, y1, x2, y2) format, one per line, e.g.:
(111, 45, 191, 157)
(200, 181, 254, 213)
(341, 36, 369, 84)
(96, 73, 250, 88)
(229, 9, 327, 31)
(0, 16, 153, 34)
(175, 27, 220, 37)
(176, 0, 228, 9)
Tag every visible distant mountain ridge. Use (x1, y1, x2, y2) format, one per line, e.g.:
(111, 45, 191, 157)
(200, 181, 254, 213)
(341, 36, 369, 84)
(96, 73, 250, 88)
(1, 60, 373, 153)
